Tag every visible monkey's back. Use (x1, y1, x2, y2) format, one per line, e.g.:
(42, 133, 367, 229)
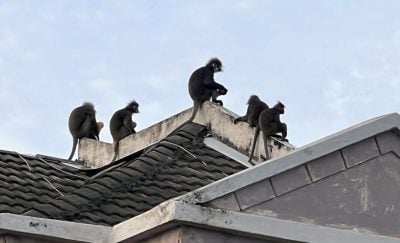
(259, 109, 280, 131)
(249, 101, 269, 121)
(68, 106, 95, 134)
(188, 66, 213, 102)
(110, 109, 130, 140)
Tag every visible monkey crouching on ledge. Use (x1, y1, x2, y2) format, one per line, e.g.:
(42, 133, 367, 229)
(248, 101, 288, 162)
(234, 95, 269, 128)
(187, 58, 228, 124)
(68, 102, 104, 160)
(109, 100, 139, 162)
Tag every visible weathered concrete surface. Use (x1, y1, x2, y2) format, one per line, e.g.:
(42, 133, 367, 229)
(204, 131, 400, 239)
(0, 235, 53, 243)
(138, 226, 291, 243)
(79, 102, 294, 168)
(180, 114, 400, 206)
(0, 213, 111, 243)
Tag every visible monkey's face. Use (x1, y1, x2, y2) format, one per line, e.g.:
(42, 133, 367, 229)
(133, 105, 139, 113)
(212, 63, 222, 72)
(278, 105, 285, 114)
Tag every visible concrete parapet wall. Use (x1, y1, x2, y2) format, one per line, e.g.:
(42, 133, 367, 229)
(78, 102, 294, 168)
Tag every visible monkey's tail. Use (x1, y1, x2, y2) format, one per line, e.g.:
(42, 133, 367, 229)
(186, 101, 200, 124)
(143, 102, 201, 155)
(248, 126, 260, 164)
(111, 140, 120, 163)
(68, 138, 78, 160)
(169, 101, 200, 136)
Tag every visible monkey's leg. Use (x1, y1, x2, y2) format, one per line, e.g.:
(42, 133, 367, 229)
(211, 90, 223, 106)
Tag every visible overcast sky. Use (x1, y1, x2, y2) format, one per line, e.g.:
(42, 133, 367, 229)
(0, 1, 399, 158)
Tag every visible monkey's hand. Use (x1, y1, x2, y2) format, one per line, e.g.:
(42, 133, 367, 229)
(218, 87, 228, 95)
(213, 100, 223, 106)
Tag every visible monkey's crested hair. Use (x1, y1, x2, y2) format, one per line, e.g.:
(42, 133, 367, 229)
(275, 101, 285, 108)
(207, 58, 222, 67)
(83, 102, 95, 108)
(247, 95, 260, 104)
(126, 100, 139, 109)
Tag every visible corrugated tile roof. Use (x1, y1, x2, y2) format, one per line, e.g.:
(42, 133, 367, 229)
(22, 123, 246, 226)
(0, 150, 89, 215)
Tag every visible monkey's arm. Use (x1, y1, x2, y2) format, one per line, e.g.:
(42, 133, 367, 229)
(234, 116, 247, 124)
(205, 81, 226, 91)
(123, 116, 134, 134)
(203, 71, 227, 90)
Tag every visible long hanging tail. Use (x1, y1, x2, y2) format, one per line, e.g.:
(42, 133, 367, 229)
(168, 101, 201, 137)
(186, 101, 200, 124)
(248, 126, 260, 164)
(111, 140, 120, 162)
(143, 101, 202, 155)
(68, 138, 78, 160)
(262, 132, 271, 160)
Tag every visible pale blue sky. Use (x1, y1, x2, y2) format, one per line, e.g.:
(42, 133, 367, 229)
(0, 1, 399, 158)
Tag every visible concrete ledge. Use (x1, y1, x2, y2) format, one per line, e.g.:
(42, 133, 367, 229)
(2, 201, 399, 243)
(79, 102, 294, 168)
(0, 213, 111, 243)
(178, 113, 400, 205)
(110, 201, 400, 243)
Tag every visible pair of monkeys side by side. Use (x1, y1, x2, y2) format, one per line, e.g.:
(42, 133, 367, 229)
(67, 101, 139, 161)
(234, 95, 288, 162)
(67, 58, 287, 163)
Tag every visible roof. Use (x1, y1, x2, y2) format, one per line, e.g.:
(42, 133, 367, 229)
(1, 114, 399, 243)
(0, 150, 89, 215)
(174, 113, 400, 240)
(179, 113, 400, 205)
(23, 123, 246, 226)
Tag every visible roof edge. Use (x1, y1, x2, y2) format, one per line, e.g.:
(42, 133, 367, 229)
(110, 201, 400, 243)
(0, 213, 111, 243)
(178, 113, 400, 204)
(110, 200, 177, 242)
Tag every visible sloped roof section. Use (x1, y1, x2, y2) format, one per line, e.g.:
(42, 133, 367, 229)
(0, 150, 89, 215)
(176, 113, 400, 239)
(25, 123, 246, 226)
(180, 113, 400, 205)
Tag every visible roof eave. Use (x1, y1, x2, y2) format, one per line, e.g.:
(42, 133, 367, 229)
(110, 200, 400, 243)
(2, 200, 399, 243)
(0, 213, 111, 243)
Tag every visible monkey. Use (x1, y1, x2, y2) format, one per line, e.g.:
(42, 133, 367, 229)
(248, 101, 288, 162)
(68, 102, 103, 160)
(187, 58, 228, 124)
(109, 100, 139, 162)
(234, 95, 269, 127)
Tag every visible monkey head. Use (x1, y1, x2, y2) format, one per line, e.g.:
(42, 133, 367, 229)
(207, 58, 223, 72)
(126, 100, 140, 113)
(83, 102, 95, 110)
(274, 101, 285, 114)
(248, 95, 261, 104)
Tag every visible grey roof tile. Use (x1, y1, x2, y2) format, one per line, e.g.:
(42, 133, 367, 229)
(21, 123, 246, 226)
(0, 150, 89, 215)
